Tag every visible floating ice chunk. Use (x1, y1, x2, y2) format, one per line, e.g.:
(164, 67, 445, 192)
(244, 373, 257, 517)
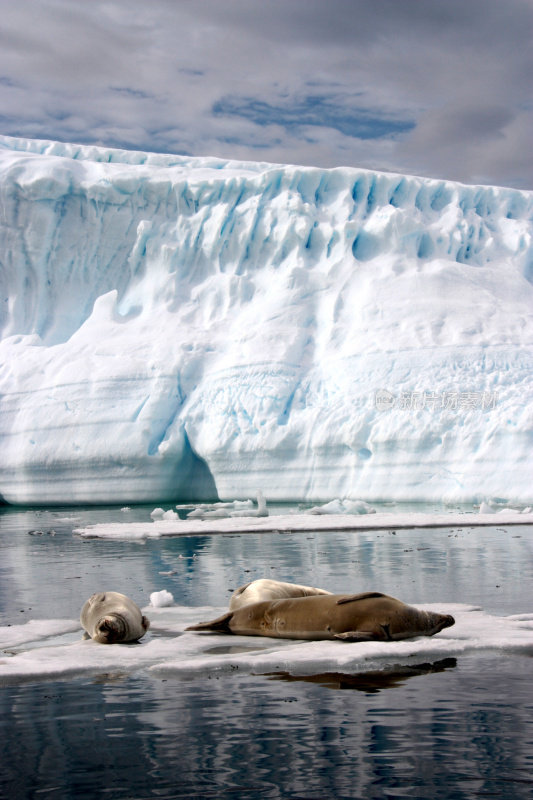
(187, 507, 230, 519)
(229, 490, 268, 517)
(479, 500, 523, 515)
(342, 500, 376, 515)
(177, 499, 254, 512)
(150, 590, 175, 608)
(186, 507, 205, 518)
(227, 499, 255, 510)
(188, 491, 268, 519)
(308, 499, 375, 515)
(214, 499, 255, 510)
(150, 508, 180, 520)
(256, 490, 268, 516)
(199, 509, 231, 518)
(308, 499, 346, 515)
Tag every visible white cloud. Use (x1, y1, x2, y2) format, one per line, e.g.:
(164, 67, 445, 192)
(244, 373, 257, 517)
(0, 0, 531, 188)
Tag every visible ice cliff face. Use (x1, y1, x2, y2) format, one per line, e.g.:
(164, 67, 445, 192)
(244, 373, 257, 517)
(0, 134, 532, 505)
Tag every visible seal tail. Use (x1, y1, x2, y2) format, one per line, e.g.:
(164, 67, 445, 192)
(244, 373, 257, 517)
(186, 611, 234, 633)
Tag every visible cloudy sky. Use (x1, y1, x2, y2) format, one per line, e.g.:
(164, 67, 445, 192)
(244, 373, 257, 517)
(1, 0, 531, 188)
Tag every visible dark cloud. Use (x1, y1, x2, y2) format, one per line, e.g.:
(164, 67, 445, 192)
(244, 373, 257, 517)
(0, 0, 531, 188)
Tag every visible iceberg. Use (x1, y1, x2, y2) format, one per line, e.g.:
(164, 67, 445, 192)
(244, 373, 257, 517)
(0, 134, 532, 505)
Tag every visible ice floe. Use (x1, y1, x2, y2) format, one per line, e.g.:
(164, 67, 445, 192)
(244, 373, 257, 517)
(74, 510, 533, 541)
(1, 603, 532, 685)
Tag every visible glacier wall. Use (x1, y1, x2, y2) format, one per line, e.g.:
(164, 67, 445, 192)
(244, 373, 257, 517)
(0, 134, 532, 505)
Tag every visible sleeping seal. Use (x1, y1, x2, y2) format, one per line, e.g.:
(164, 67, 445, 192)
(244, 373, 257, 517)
(187, 591, 455, 642)
(81, 591, 150, 643)
(229, 578, 332, 610)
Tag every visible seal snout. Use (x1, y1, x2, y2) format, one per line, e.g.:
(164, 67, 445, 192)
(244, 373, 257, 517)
(437, 614, 455, 632)
(95, 614, 126, 644)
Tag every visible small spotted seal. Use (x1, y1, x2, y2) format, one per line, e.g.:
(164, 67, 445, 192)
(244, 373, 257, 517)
(187, 591, 455, 642)
(229, 578, 332, 610)
(81, 591, 150, 644)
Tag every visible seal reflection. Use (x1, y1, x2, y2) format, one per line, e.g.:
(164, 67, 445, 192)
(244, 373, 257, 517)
(265, 657, 457, 692)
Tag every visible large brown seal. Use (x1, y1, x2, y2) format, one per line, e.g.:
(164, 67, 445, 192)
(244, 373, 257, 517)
(229, 579, 332, 610)
(81, 591, 150, 644)
(187, 592, 455, 642)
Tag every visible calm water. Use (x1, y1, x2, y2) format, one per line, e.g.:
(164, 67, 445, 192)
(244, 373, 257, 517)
(1, 505, 532, 799)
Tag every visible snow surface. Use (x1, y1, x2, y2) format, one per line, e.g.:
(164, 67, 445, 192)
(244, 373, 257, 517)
(1, 602, 532, 685)
(0, 134, 532, 505)
(74, 510, 533, 541)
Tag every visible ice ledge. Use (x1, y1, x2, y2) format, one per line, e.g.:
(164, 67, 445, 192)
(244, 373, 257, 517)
(74, 511, 533, 540)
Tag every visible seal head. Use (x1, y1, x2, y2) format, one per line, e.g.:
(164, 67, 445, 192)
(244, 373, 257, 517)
(91, 613, 129, 644)
(81, 591, 150, 644)
(229, 578, 332, 610)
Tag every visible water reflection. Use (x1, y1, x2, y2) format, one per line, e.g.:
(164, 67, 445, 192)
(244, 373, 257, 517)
(1, 505, 532, 624)
(1, 653, 531, 799)
(266, 657, 458, 692)
(205, 644, 272, 655)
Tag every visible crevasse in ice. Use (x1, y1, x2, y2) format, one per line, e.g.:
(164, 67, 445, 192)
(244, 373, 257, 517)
(0, 135, 532, 505)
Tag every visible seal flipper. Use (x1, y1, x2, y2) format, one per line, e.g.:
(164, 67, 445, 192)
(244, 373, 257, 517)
(336, 592, 386, 606)
(233, 581, 253, 597)
(186, 611, 234, 633)
(334, 630, 382, 642)
(141, 615, 150, 632)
